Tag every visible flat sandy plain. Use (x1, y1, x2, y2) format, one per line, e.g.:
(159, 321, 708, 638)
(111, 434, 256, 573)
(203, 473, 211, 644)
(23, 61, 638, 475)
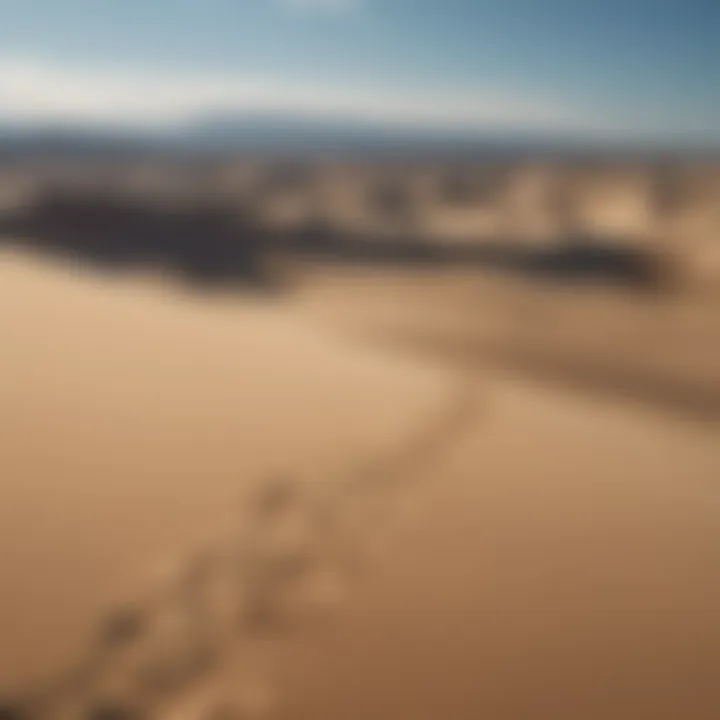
(1, 248, 719, 719)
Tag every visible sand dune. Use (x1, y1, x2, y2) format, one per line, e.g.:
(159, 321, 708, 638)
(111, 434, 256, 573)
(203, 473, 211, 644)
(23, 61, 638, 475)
(269, 371, 720, 719)
(1, 251, 719, 719)
(0, 250, 450, 697)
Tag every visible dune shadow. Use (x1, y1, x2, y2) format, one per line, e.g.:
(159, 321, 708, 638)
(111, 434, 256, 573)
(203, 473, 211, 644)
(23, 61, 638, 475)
(287, 220, 670, 292)
(371, 327, 720, 423)
(0, 190, 284, 293)
(0, 188, 672, 294)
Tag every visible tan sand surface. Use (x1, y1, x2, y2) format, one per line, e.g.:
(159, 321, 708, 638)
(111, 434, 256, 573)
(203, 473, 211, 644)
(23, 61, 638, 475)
(0, 250, 450, 694)
(1, 251, 719, 719)
(270, 373, 720, 720)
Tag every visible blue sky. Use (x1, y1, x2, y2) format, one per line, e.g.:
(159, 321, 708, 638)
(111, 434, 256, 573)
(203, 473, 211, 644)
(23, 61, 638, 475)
(0, 0, 717, 143)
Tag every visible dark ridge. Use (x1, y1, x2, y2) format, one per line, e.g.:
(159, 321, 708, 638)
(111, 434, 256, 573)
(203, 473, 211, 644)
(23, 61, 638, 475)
(1, 186, 673, 295)
(288, 222, 673, 292)
(0, 189, 284, 292)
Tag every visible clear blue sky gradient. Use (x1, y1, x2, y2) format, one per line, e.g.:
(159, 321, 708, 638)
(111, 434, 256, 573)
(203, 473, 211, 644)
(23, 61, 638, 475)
(0, 0, 717, 142)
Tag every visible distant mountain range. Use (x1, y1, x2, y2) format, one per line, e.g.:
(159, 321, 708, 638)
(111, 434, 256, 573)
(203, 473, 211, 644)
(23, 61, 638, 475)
(0, 112, 716, 160)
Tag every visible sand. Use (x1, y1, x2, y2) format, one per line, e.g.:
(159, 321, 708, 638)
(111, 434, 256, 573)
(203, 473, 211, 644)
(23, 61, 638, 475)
(1, 250, 719, 718)
(0, 250, 450, 694)
(271, 375, 720, 720)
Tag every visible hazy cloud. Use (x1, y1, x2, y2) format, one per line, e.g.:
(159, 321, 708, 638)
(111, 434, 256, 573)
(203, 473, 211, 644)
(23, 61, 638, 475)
(0, 56, 684, 142)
